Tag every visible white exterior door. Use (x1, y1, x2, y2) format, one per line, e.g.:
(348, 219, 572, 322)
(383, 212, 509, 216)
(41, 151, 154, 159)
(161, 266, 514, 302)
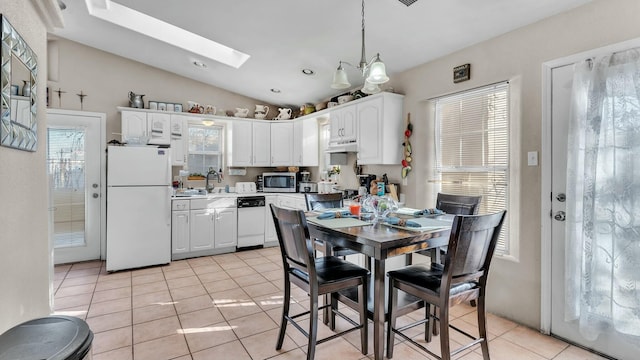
(548, 61, 640, 360)
(47, 110, 104, 264)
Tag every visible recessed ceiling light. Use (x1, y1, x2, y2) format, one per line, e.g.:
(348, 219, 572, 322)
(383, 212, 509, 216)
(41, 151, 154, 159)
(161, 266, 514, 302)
(193, 61, 207, 68)
(302, 68, 315, 75)
(84, 0, 250, 68)
(270, 88, 281, 93)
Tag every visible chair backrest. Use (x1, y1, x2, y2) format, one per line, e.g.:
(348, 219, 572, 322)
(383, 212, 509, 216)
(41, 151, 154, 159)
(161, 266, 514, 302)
(269, 203, 314, 275)
(443, 211, 506, 290)
(436, 193, 482, 215)
(305, 192, 343, 211)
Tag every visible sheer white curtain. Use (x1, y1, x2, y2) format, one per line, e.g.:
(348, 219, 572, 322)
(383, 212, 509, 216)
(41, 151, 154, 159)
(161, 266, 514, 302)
(565, 48, 640, 342)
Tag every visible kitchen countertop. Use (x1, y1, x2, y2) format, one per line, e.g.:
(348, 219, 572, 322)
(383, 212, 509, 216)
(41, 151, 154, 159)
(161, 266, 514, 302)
(171, 191, 344, 200)
(172, 191, 304, 199)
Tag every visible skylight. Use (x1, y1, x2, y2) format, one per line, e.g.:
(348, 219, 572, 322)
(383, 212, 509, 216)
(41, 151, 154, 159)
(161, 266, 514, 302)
(84, 0, 250, 69)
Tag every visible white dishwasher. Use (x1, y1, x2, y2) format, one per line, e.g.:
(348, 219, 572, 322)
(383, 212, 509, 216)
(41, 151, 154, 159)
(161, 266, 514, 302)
(237, 195, 266, 248)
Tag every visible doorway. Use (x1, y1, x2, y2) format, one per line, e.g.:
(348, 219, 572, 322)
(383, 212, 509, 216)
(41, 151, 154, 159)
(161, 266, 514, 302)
(542, 39, 640, 360)
(47, 109, 106, 264)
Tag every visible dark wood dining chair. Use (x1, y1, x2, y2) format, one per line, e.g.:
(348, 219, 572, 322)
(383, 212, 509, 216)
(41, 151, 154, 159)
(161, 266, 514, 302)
(386, 210, 506, 360)
(270, 204, 369, 360)
(412, 193, 482, 265)
(304, 193, 363, 260)
(436, 193, 482, 216)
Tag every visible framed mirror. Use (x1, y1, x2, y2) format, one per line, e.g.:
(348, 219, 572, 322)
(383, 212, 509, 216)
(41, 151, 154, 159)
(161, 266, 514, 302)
(1, 14, 38, 151)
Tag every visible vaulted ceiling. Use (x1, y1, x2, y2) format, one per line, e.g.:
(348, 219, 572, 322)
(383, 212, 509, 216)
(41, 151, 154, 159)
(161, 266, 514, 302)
(52, 0, 592, 106)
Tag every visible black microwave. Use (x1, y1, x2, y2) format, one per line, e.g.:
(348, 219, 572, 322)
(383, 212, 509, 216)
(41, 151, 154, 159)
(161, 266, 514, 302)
(262, 172, 297, 193)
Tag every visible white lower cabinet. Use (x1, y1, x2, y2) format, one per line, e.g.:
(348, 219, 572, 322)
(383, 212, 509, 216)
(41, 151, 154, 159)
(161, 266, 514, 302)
(264, 195, 278, 247)
(172, 197, 237, 260)
(171, 210, 189, 254)
(190, 209, 215, 251)
(214, 207, 237, 248)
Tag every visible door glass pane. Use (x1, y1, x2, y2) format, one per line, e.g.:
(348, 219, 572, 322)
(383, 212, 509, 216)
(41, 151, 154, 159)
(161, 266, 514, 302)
(47, 128, 86, 249)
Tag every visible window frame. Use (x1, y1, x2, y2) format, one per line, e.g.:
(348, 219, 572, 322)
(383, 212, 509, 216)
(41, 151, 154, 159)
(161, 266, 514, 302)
(186, 121, 225, 176)
(432, 81, 518, 258)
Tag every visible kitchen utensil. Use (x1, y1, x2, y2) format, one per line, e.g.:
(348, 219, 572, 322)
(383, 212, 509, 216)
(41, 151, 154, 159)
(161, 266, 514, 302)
(303, 104, 316, 115)
(338, 95, 354, 104)
(298, 182, 318, 193)
(234, 108, 249, 118)
(255, 105, 269, 119)
(188, 101, 204, 113)
(315, 101, 328, 111)
(128, 91, 145, 108)
(275, 108, 292, 120)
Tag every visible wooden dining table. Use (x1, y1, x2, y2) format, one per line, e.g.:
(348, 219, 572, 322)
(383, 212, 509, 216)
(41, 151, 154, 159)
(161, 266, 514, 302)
(306, 215, 453, 360)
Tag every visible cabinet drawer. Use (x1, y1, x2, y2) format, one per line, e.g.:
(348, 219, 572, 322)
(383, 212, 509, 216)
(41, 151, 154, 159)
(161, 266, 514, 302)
(172, 199, 190, 211)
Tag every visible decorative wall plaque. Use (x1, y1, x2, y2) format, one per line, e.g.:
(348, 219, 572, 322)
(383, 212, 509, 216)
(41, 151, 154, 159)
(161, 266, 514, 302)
(453, 63, 471, 83)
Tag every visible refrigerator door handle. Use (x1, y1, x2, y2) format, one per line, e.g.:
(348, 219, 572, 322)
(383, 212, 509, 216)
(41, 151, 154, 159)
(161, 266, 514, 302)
(167, 186, 173, 226)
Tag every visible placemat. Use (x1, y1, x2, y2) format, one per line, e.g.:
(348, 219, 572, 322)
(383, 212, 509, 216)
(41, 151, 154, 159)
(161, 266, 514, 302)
(383, 217, 451, 232)
(307, 217, 372, 229)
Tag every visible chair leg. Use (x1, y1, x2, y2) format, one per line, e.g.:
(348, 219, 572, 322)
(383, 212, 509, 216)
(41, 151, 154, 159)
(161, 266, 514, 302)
(276, 276, 291, 350)
(424, 303, 432, 342)
(308, 288, 319, 360)
(477, 296, 490, 360)
(323, 293, 330, 325)
(329, 294, 337, 331)
(386, 278, 398, 359)
(432, 305, 439, 336)
(359, 277, 368, 355)
(438, 305, 451, 360)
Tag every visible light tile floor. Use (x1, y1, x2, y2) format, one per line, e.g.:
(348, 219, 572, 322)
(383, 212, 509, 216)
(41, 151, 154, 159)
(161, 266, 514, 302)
(53, 247, 607, 360)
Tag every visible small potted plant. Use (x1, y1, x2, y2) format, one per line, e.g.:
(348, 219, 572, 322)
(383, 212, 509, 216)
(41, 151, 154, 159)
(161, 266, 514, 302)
(328, 166, 341, 182)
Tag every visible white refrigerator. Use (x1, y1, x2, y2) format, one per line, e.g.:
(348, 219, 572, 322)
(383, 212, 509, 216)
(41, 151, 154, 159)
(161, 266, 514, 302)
(106, 146, 172, 271)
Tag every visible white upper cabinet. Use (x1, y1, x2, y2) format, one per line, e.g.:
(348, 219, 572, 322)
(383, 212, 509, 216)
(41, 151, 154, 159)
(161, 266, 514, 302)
(121, 110, 147, 140)
(270, 122, 293, 166)
(329, 105, 357, 144)
(356, 92, 404, 165)
(170, 115, 187, 166)
(293, 118, 319, 167)
(253, 122, 271, 166)
(230, 120, 253, 167)
(121, 110, 170, 145)
(230, 120, 271, 167)
(147, 112, 171, 145)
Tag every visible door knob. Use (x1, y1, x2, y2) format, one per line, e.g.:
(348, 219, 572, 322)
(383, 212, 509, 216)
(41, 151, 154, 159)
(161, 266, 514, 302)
(92, 183, 99, 188)
(554, 211, 566, 221)
(556, 193, 566, 202)
(93, 193, 99, 198)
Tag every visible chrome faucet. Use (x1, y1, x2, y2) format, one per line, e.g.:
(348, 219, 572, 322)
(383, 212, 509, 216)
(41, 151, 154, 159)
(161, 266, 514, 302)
(206, 167, 221, 193)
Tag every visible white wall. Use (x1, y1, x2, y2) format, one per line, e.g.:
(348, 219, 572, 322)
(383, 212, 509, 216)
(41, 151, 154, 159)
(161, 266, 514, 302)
(48, 38, 274, 148)
(0, 1, 52, 332)
(392, 0, 640, 328)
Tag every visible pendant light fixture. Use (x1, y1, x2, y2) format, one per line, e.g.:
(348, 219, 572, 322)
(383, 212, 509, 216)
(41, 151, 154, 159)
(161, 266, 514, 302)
(331, 0, 389, 91)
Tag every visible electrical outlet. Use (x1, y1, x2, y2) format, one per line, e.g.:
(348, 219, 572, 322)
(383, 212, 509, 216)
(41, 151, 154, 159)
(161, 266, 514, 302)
(527, 151, 538, 166)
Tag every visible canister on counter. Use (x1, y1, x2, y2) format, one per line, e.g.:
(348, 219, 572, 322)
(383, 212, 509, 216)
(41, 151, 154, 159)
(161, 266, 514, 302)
(377, 182, 385, 196)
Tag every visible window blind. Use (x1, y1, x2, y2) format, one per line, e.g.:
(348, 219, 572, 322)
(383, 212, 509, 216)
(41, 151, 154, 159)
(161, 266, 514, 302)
(434, 82, 510, 254)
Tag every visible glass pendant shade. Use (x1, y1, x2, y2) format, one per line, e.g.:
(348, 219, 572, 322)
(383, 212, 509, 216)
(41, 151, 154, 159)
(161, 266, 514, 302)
(366, 54, 389, 84)
(331, 65, 351, 89)
(361, 79, 381, 94)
